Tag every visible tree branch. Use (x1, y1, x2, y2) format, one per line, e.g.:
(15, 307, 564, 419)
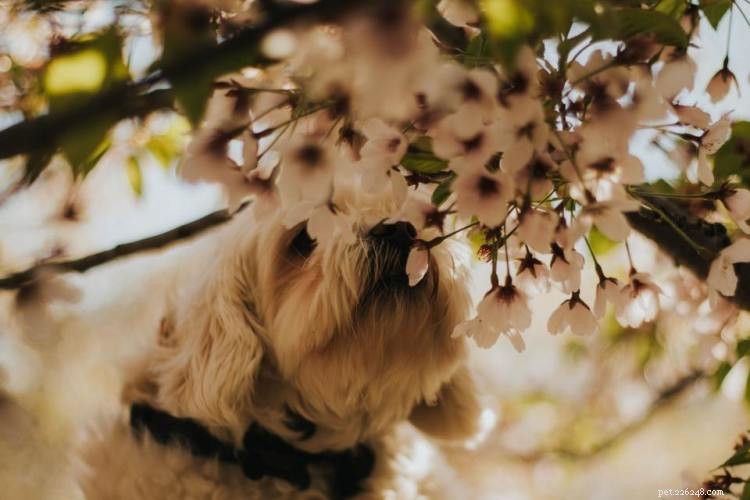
(0, 203, 248, 290)
(626, 192, 750, 311)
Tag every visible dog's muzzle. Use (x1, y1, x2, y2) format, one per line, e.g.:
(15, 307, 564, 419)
(368, 221, 416, 255)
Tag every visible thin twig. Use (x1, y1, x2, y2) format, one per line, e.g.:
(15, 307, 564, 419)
(0, 202, 249, 290)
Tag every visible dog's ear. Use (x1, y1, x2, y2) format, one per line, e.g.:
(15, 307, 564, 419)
(408, 366, 485, 442)
(152, 263, 264, 441)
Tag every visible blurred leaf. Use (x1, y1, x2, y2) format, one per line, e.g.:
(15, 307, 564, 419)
(431, 174, 455, 206)
(588, 226, 618, 255)
(701, 0, 732, 29)
(22, 150, 54, 185)
(146, 116, 190, 167)
(462, 34, 490, 67)
(722, 440, 750, 467)
(43, 29, 129, 112)
(712, 361, 732, 390)
(655, 0, 688, 19)
(557, 28, 591, 69)
(42, 29, 128, 173)
(738, 338, 750, 359)
(741, 478, 750, 500)
(467, 225, 488, 256)
(126, 156, 143, 197)
(605, 8, 689, 47)
(714, 121, 750, 185)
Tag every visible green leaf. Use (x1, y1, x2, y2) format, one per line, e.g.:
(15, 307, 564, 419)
(23, 150, 54, 185)
(588, 226, 618, 255)
(714, 121, 750, 185)
(607, 8, 689, 47)
(701, 0, 732, 29)
(463, 34, 489, 67)
(401, 152, 448, 174)
(126, 156, 143, 197)
(146, 116, 191, 167)
(431, 175, 455, 206)
(721, 440, 750, 467)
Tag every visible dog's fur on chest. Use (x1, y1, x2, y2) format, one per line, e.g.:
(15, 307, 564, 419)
(77, 190, 483, 499)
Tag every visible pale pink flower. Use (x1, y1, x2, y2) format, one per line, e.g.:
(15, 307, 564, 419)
(476, 278, 532, 337)
(492, 97, 549, 173)
(391, 194, 446, 232)
(706, 65, 738, 103)
(359, 118, 407, 164)
(516, 208, 559, 253)
(284, 202, 355, 247)
(278, 139, 336, 206)
(615, 272, 662, 328)
(695, 115, 732, 186)
(707, 239, 750, 304)
(515, 252, 550, 296)
(453, 166, 515, 227)
(722, 188, 750, 233)
(656, 53, 697, 99)
(430, 107, 500, 168)
(406, 244, 430, 287)
(593, 276, 620, 318)
(452, 318, 526, 352)
(437, 0, 479, 28)
(548, 292, 599, 336)
(550, 244, 585, 293)
(580, 198, 640, 242)
(671, 104, 710, 129)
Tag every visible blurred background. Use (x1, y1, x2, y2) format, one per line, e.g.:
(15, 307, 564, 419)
(1, 2, 750, 499)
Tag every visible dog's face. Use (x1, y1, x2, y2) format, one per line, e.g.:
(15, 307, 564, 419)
(150, 187, 481, 451)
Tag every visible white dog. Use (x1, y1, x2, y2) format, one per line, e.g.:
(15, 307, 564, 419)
(77, 186, 484, 499)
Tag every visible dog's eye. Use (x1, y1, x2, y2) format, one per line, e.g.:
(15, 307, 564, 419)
(289, 227, 316, 258)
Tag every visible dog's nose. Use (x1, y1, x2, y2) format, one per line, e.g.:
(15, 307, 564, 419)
(369, 221, 417, 251)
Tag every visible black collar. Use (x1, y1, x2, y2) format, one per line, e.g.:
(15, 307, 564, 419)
(130, 404, 374, 500)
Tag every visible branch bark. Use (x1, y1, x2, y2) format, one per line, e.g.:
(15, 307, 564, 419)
(626, 192, 750, 311)
(0, 203, 247, 290)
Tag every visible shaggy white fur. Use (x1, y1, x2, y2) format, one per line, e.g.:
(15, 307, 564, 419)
(73, 185, 485, 499)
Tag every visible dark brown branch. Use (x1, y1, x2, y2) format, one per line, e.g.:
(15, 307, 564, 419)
(0, 203, 248, 290)
(626, 192, 750, 311)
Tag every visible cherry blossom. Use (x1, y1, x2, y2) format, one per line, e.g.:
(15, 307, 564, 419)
(278, 139, 337, 206)
(463, 277, 532, 349)
(707, 239, 750, 305)
(515, 207, 559, 253)
(452, 317, 526, 352)
(405, 244, 430, 287)
(580, 198, 640, 242)
(706, 64, 738, 103)
(515, 251, 550, 296)
(548, 292, 599, 336)
(722, 188, 750, 233)
(695, 115, 732, 186)
(492, 97, 549, 173)
(593, 276, 620, 318)
(453, 166, 515, 227)
(615, 272, 663, 328)
(550, 243, 585, 293)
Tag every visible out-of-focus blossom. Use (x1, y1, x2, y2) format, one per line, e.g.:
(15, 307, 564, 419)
(722, 188, 750, 233)
(615, 272, 662, 328)
(656, 53, 697, 99)
(284, 201, 356, 247)
(695, 115, 732, 186)
(452, 317, 526, 352)
(516, 207, 558, 253)
(430, 107, 499, 168)
(580, 198, 640, 242)
(460, 277, 531, 349)
(671, 103, 710, 129)
(453, 166, 514, 227)
(437, 0, 479, 28)
(278, 139, 337, 206)
(707, 238, 750, 305)
(406, 244, 430, 287)
(548, 292, 598, 336)
(493, 97, 549, 173)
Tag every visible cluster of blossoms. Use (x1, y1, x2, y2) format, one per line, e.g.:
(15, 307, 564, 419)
(177, 1, 750, 353)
